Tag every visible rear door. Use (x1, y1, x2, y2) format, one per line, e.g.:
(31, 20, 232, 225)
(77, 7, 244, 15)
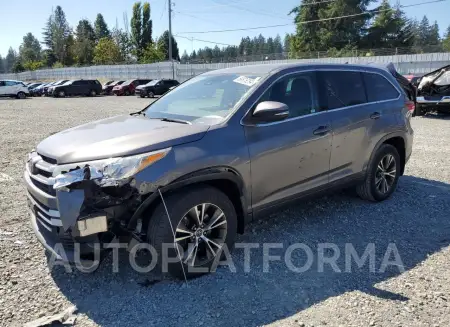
(4, 81, 17, 95)
(320, 70, 401, 183)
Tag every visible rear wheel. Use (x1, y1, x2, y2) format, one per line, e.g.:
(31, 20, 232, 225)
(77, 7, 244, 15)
(147, 186, 237, 279)
(356, 144, 401, 202)
(90, 89, 97, 97)
(140, 93, 145, 98)
(16, 92, 26, 99)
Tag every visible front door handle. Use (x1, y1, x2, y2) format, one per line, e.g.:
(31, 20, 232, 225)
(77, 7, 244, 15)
(313, 126, 330, 136)
(370, 112, 381, 119)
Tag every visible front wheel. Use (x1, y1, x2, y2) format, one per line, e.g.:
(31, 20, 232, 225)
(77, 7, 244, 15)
(356, 144, 401, 202)
(148, 91, 154, 98)
(147, 186, 237, 279)
(125, 90, 130, 96)
(58, 90, 65, 98)
(17, 92, 26, 99)
(90, 89, 97, 97)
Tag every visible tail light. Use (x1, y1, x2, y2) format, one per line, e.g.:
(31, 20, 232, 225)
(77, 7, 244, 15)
(405, 99, 415, 112)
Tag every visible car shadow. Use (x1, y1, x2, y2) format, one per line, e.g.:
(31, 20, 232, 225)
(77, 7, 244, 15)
(50, 175, 450, 326)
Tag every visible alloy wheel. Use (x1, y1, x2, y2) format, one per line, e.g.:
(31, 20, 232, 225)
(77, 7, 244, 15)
(174, 203, 227, 267)
(375, 154, 396, 194)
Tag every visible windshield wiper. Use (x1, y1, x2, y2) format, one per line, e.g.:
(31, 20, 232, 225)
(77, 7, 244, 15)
(160, 117, 191, 124)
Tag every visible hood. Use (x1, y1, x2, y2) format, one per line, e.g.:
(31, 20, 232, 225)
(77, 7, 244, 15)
(37, 115, 210, 164)
(136, 85, 145, 90)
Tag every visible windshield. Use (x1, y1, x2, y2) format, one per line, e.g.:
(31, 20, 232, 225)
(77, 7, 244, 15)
(122, 80, 134, 86)
(145, 80, 159, 86)
(62, 80, 73, 85)
(143, 73, 263, 124)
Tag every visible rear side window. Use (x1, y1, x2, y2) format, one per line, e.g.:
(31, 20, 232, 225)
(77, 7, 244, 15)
(363, 73, 399, 102)
(5, 81, 18, 86)
(318, 71, 366, 110)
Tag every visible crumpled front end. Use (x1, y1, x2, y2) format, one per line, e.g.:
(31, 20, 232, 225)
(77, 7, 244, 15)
(417, 65, 450, 110)
(25, 149, 170, 263)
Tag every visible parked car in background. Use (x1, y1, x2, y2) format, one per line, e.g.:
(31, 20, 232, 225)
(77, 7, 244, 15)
(416, 65, 450, 115)
(52, 79, 102, 97)
(32, 82, 55, 97)
(0, 80, 30, 99)
(112, 79, 151, 96)
(135, 79, 179, 98)
(102, 80, 125, 95)
(25, 63, 413, 279)
(45, 80, 69, 96)
(27, 83, 43, 91)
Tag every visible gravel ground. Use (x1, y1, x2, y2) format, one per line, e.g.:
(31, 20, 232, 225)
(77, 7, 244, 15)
(0, 96, 449, 327)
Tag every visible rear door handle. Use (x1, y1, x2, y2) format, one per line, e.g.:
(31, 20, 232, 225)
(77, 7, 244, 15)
(370, 112, 381, 119)
(313, 126, 330, 136)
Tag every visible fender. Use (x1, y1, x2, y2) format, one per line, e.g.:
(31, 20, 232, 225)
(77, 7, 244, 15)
(364, 131, 406, 175)
(127, 167, 250, 231)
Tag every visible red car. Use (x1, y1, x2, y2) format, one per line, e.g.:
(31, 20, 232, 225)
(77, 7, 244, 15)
(112, 79, 151, 96)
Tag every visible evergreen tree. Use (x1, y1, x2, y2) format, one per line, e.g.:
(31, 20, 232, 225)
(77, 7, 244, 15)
(156, 31, 179, 61)
(5, 47, 18, 73)
(364, 1, 413, 48)
(443, 25, 450, 51)
(181, 50, 189, 63)
(19, 33, 42, 63)
(74, 20, 96, 65)
(94, 14, 111, 40)
(42, 6, 72, 64)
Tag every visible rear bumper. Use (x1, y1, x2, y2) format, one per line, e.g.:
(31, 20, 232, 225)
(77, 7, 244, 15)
(416, 96, 450, 104)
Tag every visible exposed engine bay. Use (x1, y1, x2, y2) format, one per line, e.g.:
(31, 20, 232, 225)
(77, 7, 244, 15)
(417, 65, 450, 96)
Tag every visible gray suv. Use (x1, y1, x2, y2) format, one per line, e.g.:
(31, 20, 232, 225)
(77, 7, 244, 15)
(25, 63, 414, 279)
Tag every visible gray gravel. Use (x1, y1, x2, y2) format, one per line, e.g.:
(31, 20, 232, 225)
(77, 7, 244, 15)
(1, 96, 449, 327)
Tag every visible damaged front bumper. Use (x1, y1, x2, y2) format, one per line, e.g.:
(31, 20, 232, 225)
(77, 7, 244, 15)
(24, 149, 170, 264)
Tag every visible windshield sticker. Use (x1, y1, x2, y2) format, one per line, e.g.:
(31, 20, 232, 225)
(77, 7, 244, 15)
(233, 76, 260, 87)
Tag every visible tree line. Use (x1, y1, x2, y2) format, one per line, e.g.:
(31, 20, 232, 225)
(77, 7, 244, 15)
(0, 2, 180, 73)
(1, 0, 450, 73)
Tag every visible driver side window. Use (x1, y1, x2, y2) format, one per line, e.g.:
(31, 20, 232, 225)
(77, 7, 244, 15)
(255, 72, 320, 118)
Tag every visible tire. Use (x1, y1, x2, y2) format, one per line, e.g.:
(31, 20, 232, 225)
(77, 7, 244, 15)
(90, 89, 97, 97)
(147, 185, 238, 279)
(125, 90, 130, 96)
(17, 92, 26, 99)
(414, 104, 424, 116)
(148, 91, 154, 98)
(356, 144, 401, 202)
(58, 90, 65, 98)
(140, 93, 145, 98)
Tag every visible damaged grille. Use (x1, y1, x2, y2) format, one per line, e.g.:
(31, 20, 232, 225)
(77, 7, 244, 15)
(26, 153, 61, 228)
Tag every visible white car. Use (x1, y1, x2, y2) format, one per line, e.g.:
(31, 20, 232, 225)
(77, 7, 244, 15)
(0, 80, 30, 99)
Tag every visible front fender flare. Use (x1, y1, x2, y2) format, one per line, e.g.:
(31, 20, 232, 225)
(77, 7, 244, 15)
(127, 167, 249, 231)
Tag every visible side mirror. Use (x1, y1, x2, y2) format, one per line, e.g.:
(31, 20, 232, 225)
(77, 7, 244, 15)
(252, 101, 289, 123)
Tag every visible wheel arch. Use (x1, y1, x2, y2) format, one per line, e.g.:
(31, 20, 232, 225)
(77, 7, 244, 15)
(368, 133, 406, 176)
(128, 167, 250, 234)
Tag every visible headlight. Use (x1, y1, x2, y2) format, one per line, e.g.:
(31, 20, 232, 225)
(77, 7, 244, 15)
(53, 148, 171, 190)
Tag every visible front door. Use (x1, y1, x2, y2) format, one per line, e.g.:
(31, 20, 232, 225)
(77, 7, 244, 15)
(244, 71, 332, 211)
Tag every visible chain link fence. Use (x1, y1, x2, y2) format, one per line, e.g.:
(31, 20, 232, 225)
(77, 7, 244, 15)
(1, 48, 449, 82)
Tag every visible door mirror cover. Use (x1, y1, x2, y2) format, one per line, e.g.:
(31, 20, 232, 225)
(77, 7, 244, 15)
(252, 101, 289, 123)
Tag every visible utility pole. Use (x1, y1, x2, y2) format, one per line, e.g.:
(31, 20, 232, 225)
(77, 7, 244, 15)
(168, 0, 174, 79)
